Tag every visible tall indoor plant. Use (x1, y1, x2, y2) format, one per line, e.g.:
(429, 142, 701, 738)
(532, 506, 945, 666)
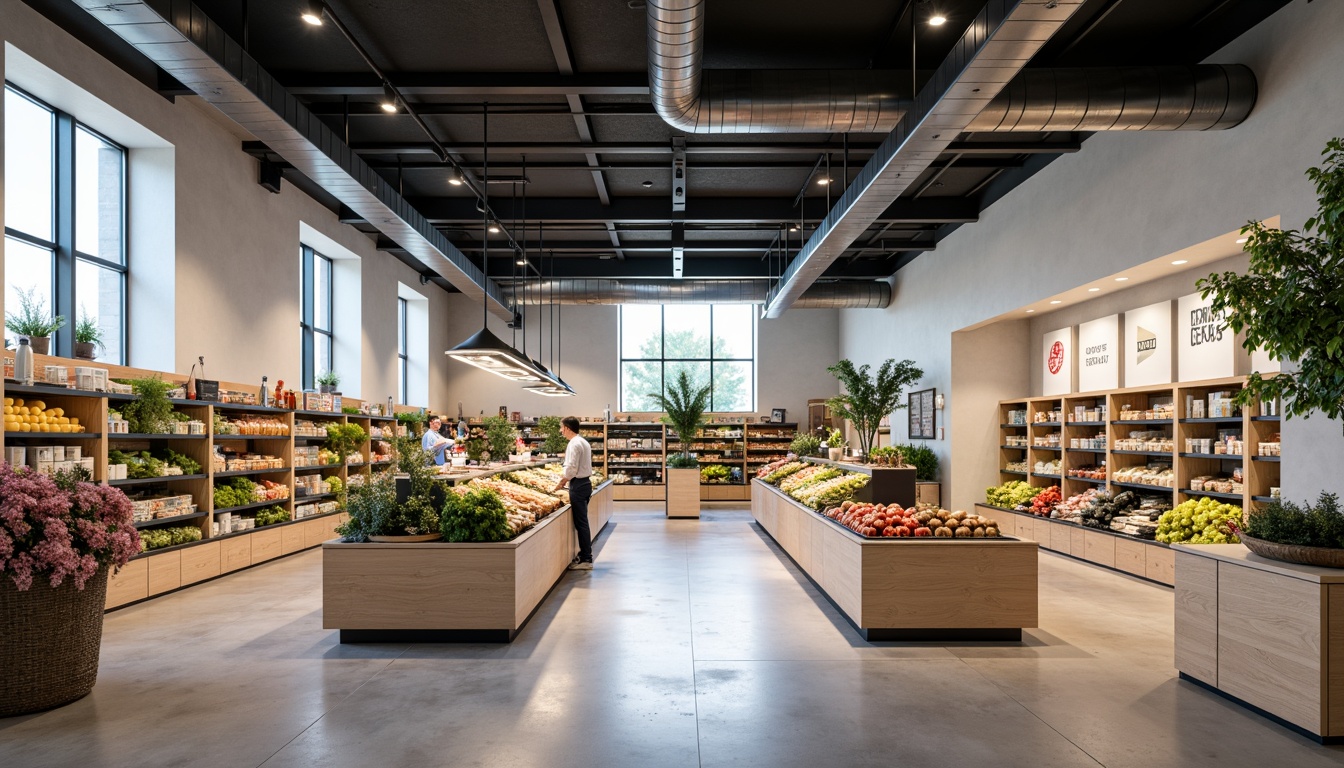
(826, 358, 924, 460)
(1198, 137, 1344, 431)
(649, 369, 711, 519)
(0, 465, 140, 716)
(5, 286, 65, 355)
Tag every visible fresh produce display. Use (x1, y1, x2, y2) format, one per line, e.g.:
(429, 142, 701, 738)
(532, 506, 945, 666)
(762, 460, 806, 484)
(1156, 498, 1243, 544)
(1052, 488, 1105, 524)
(789, 433, 822, 457)
(1109, 495, 1170, 539)
(213, 477, 288, 509)
(254, 506, 291, 527)
(1078, 490, 1140, 529)
(1243, 492, 1344, 548)
(139, 526, 202, 551)
(790, 472, 869, 510)
(985, 481, 1042, 509)
(443, 486, 526, 540)
(3, 398, 85, 433)
(108, 448, 201, 479)
(1024, 486, 1062, 517)
(501, 467, 565, 497)
(465, 476, 562, 518)
(821, 501, 1001, 539)
(755, 457, 796, 478)
(700, 464, 733, 484)
(778, 465, 839, 492)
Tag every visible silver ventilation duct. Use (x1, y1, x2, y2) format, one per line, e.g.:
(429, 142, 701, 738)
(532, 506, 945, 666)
(505, 279, 891, 309)
(75, 0, 513, 321)
(648, 0, 1257, 136)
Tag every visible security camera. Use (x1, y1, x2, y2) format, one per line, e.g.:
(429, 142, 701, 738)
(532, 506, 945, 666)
(419, 273, 432, 285)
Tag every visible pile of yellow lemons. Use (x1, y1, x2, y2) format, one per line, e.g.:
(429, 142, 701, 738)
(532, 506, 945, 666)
(2, 398, 85, 433)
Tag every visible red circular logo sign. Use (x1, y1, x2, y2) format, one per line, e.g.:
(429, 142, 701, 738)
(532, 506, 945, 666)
(1048, 341, 1065, 375)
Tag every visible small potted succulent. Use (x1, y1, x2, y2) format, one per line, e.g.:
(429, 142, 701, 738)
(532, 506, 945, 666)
(74, 313, 104, 361)
(316, 369, 341, 395)
(4, 287, 65, 356)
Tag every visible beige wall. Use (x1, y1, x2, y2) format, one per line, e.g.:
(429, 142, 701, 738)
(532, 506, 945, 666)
(0, 0, 457, 408)
(840, 0, 1344, 509)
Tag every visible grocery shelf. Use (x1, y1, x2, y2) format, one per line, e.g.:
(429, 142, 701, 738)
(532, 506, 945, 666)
(215, 467, 289, 478)
(1066, 476, 1107, 485)
(1000, 469, 1027, 475)
(1179, 453, 1244, 460)
(1180, 417, 1243, 424)
(1251, 415, 1281, 422)
(5, 383, 106, 399)
(1181, 489, 1244, 502)
(294, 465, 340, 473)
(999, 444, 1028, 450)
(1063, 447, 1106, 453)
(293, 435, 331, 442)
(1033, 473, 1062, 480)
(1111, 481, 1175, 493)
(1030, 421, 1061, 427)
(292, 409, 348, 419)
(213, 499, 291, 515)
(3, 432, 102, 439)
(1030, 445, 1062, 451)
(999, 423, 1028, 428)
(1111, 450, 1173, 456)
(111, 433, 208, 440)
(211, 402, 290, 414)
(295, 492, 339, 503)
(1112, 419, 1173, 425)
(134, 510, 209, 528)
(111, 473, 209, 487)
(212, 433, 291, 440)
(1252, 495, 1278, 504)
(1065, 421, 1106, 427)
(1250, 455, 1280, 462)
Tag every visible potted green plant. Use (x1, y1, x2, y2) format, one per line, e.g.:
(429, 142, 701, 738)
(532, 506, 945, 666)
(396, 410, 425, 437)
(325, 422, 368, 465)
(118, 376, 176, 434)
(1, 465, 139, 716)
(316, 369, 341, 395)
(481, 415, 518, 463)
(73, 313, 104, 361)
(1198, 137, 1344, 433)
(536, 415, 569, 456)
(789, 432, 822, 458)
(335, 471, 438, 542)
(826, 358, 924, 460)
(648, 369, 711, 519)
(825, 428, 847, 461)
(5, 287, 65, 355)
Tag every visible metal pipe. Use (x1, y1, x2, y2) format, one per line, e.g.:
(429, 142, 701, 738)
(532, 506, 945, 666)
(504, 279, 890, 308)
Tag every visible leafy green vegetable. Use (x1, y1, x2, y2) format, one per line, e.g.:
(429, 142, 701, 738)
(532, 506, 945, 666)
(790, 432, 821, 457)
(139, 526, 202, 550)
(117, 376, 176, 434)
(440, 487, 514, 543)
(213, 478, 259, 509)
(255, 506, 291, 527)
(986, 481, 1042, 509)
(1244, 493, 1344, 548)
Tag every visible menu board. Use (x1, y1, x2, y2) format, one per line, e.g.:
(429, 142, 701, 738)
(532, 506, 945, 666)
(908, 388, 936, 440)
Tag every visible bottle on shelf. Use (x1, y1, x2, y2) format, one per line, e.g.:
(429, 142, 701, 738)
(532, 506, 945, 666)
(14, 337, 33, 386)
(261, 376, 271, 407)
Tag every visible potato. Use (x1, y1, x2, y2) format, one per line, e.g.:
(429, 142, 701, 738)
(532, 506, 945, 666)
(985, 526, 999, 538)
(950, 510, 967, 522)
(955, 526, 972, 538)
(973, 527, 986, 538)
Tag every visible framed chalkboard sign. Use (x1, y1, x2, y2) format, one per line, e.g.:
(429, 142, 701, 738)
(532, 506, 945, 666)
(909, 388, 936, 440)
(195, 379, 220, 402)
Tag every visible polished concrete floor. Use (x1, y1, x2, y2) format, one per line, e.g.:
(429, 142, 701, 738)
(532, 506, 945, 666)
(2, 505, 1342, 768)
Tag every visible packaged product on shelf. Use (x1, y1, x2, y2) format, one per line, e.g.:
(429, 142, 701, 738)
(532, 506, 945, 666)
(5, 446, 26, 466)
(1032, 458, 1062, 475)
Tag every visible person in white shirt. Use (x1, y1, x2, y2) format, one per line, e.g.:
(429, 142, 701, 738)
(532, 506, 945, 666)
(421, 415, 453, 466)
(553, 416, 594, 569)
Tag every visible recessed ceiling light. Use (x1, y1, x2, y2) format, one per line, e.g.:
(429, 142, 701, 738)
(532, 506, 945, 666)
(1115, 277, 1129, 282)
(379, 83, 398, 113)
(516, 258, 526, 266)
(1235, 237, 1248, 244)
(789, 225, 799, 232)
(1088, 287, 1100, 292)
(817, 177, 832, 186)
(449, 169, 464, 186)
(929, 14, 947, 26)
(1172, 259, 1188, 266)
(1050, 300, 1062, 305)
(641, 180, 653, 188)
(300, 6, 323, 25)
(488, 224, 500, 234)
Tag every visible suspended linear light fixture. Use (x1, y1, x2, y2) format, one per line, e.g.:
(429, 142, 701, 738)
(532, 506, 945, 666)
(448, 104, 554, 385)
(525, 224, 575, 396)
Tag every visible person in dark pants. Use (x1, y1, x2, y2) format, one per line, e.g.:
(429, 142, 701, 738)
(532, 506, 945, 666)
(553, 416, 594, 570)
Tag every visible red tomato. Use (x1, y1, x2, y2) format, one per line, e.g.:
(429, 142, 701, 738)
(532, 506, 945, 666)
(896, 526, 912, 537)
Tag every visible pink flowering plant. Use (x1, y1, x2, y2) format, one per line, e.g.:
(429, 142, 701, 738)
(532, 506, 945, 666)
(0, 463, 141, 591)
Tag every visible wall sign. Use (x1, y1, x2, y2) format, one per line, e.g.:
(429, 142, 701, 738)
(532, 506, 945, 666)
(1177, 292, 1236, 380)
(1041, 327, 1073, 396)
(1078, 315, 1120, 392)
(908, 388, 936, 440)
(1124, 301, 1173, 387)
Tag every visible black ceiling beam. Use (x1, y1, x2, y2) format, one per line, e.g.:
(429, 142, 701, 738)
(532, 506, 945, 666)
(332, 139, 1082, 157)
(396, 197, 979, 225)
(304, 102, 658, 117)
(275, 72, 650, 96)
(450, 240, 934, 255)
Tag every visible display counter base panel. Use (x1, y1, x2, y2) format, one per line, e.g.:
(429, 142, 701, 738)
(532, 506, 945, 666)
(1172, 544, 1344, 742)
(106, 512, 349, 610)
(613, 484, 664, 501)
(323, 482, 613, 643)
(977, 504, 1175, 587)
(1178, 673, 1342, 745)
(753, 481, 1038, 640)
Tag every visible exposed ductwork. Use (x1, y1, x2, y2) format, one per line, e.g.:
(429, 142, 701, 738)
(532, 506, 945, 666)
(75, 0, 513, 320)
(505, 279, 891, 309)
(648, 0, 1257, 136)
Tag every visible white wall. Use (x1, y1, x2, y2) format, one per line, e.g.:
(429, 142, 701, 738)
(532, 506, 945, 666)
(839, 0, 1344, 510)
(0, 0, 455, 408)
(443, 294, 839, 425)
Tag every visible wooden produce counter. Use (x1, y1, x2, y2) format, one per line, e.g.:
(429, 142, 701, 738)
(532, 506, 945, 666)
(1173, 544, 1344, 743)
(753, 481, 1038, 640)
(977, 504, 1175, 586)
(803, 457, 916, 508)
(322, 481, 613, 642)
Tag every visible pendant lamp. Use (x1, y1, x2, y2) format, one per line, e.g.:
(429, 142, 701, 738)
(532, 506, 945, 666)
(524, 225, 574, 396)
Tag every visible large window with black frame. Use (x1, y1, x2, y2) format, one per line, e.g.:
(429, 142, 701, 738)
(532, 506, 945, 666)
(4, 84, 127, 363)
(619, 304, 756, 413)
(397, 296, 409, 404)
(299, 245, 334, 389)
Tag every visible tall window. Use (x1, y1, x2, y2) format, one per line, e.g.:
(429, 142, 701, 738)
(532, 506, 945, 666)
(619, 304, 756, 412)
(4, 85, 127, 362)
(299, 245, 333, 388)
(397, 296, 408, 404)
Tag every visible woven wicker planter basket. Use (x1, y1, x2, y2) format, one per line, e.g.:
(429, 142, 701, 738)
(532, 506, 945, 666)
(0, 569, 109, 717)
(1240, 534, 1344, 569)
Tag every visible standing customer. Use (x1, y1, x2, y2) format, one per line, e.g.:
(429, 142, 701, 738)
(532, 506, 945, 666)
(553, 416, 594, 570)
(421, 415, 453, 466)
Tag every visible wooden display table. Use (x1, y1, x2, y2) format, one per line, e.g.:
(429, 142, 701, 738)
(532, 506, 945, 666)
(753, 481, 1038, 640)
(323, 481, 613, 642)
(977, 504, 1175, 586)
(804, 457, 916, 508)
(1173, 544, 1344, 743)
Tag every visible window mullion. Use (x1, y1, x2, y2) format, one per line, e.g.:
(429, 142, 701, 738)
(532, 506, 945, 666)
(53, 111, 76, 357)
